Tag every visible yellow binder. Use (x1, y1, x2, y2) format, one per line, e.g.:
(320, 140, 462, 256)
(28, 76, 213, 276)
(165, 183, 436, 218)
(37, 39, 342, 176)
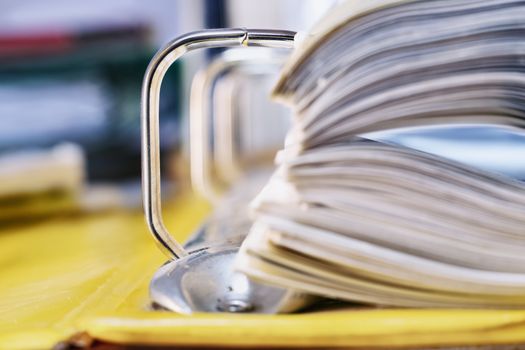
(1, 193, 525, 350)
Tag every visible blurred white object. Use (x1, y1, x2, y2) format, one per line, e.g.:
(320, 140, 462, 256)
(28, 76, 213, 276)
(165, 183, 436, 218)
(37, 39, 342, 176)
(0, 143, 84, 198)
(0, 143, 143, 221)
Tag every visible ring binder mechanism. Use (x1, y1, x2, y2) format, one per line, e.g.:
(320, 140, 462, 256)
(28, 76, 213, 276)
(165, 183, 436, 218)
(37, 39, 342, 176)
(190, 47, 290, 197)
(188, 46, 290, 250)
(144, 0, 525, 315)
(142, 28, 311, 314)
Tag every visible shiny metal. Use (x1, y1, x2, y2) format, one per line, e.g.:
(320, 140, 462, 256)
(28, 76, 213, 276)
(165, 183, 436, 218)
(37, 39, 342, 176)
(150, 244, 309, 314)
(142, 28, 295, 259)
(142, 28, 305, 314)
(190, 48, 289, 203)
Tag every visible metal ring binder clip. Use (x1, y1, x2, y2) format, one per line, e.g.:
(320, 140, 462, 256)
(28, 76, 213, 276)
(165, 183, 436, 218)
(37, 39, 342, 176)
(190, 46, 290, 204)
(142, 28, 309, 314)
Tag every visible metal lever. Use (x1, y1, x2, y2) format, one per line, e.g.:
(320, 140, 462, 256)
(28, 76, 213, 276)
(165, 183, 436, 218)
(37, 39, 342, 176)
(141, 28, 296, 260)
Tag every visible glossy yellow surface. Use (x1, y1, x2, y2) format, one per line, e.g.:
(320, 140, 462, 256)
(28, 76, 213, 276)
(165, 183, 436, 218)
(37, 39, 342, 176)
(1, 193, 525, 349)
(0, 193, 209, 350)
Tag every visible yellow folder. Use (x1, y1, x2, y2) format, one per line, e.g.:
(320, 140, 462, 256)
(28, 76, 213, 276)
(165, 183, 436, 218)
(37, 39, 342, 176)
(1, 193, 525, 350)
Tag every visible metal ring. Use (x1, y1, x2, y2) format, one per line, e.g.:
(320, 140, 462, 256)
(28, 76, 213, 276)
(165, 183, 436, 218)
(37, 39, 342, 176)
(189, 48, 289, 204)
(141, 28, 296, 260)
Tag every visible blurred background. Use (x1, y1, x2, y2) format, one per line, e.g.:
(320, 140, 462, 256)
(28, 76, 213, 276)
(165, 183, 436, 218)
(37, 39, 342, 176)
(0, 0, 336, 225)
(1, 0, 525, 227)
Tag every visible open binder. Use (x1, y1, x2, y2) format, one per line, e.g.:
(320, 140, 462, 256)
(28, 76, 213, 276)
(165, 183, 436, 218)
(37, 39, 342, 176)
(3, 1, 525, 348)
